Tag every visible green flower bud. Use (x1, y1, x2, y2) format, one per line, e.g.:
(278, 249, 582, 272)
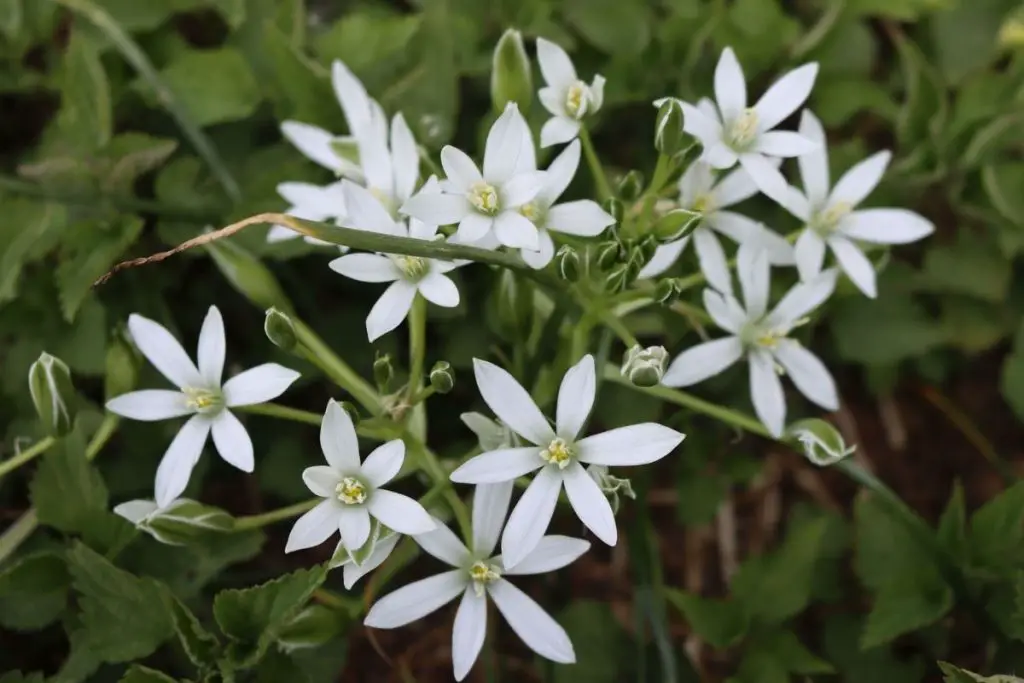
(429, 361, 455, 394)
(786, 418, 855, 466)
(652, 208, 701, 243)
(373, 352, 393, 392)
(264, 307, 297, 352)
(114, 498, 234, 546)
(490, 29, 532, 112)
(637, 235, 658, 262)
(602, 197, 624, 224)
(654, 97, 685, 156)
(338, 400, 361, 427)
(625, 246, 647, 280)
(603, 264, 631, 293)
(595, 240, 622, 271)
(29, 352, 75, 437)
(587, 464, 636, 514)
(104, 329, 139, 401)
(653, 278, 681, 306)
(556, 245, 581, 282)
(621, 344, 668, 387)
(617, 170, 644, 201)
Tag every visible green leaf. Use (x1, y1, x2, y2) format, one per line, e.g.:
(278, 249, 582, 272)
(56, 216, 143, 321)
(831, 294, 946, 365)
(929, 0, 1006, 84)
(1002, 351, 1024, 423)
(554, 601, 628, 683)
(740, 629, 834, 677)
(0, 0, 22, 40)
(142, 47, 261, 127)
(0, 198, 66, 304)
(940, 297, 1012, 353)
(67, 542, 176, 663)
(118, 666, 178, 683)
(983, 163, 1024, 226)
(98, 132, 179, 195)
(923, 238, 1011, 302)
(937, 661, 1013, 682)
(861, 575, 954, 648)
(969, 480, 1024, 574)
(313, 8, 422, 75)
(848, 0, 950, 21)
(937, 482, 968, 559)
(813, 78, 899, 127)
(89, 0, 180, 32)
(55, 31, 112, 151)
(854, 493, 943, 591)
(562, 0, 651, 56)
(0, 551, 69, 631)
(261, 23, 337, 130)
(277, 605, 347, 652)
(0, 673, 45, 683)
(30, 429, 107, 533)
(170, 595, 221, 667)
(665, 590, 747, 648)
(893, 31, 948, 147)
(823, 615, 926, 683)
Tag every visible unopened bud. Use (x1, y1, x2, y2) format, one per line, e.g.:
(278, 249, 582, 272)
(490, 29, 532, 112)
(104, 329, 139, 401)
(588, 465, 636, 514)
(264, 307, 297, 352)
(602, 197, 624, 224)
(653, 278, 681, 306)
(637, 235, 658, 262)
(338, 401, 361, 427)
(603, 264, 631, 293)
(595, 241, 622, 270)
(786, 418, 855, 466)
(652, 208, 701, 243)
(114, 498, 234, 546)
(625, 247, 647, 280)
(621, 344, 668, 387)
(556, 245, 580, 282)
(429, 361, 454, 394)
(654, 98, 685, 156)
(373, 352, 393, 392)
(29, 352, 75, 436)
(617, 170, 644, 201)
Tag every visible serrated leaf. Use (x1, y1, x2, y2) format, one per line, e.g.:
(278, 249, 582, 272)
(861, 575, 954, 648)
(823, 615, 926, 683)
(741, 629, 834, 677)
(67, 542, 176, 663)
(0, 199, 66, 304)
(56, 216, 143, 321)
(118, 666, 178, 683)
(665, 590, 747, 648)
(854, 493, 942, 590)
(141, 47, 261, 127)
(969, 480, 1024, 574)
(99, 132, 179, 195)
(55, 31, 112, 151)
(170, 595, 221, 667)
(0, 552, 69, 631)
(938, 661, 1005, 682)
(277, 605, 346, 652)
(30, 429, 107, 532)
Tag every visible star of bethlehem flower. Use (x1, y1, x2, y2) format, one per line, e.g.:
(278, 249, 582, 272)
(536, 37, 605, 147)
(671, 47, 819, 207)
(328, 178, 462, 341)
(639, 154, 794, 290)
(783, 110, 936, 298)
(661, 246, 839, 437)
(285, 400, 435, 554)
(400, 102, 546, 250)
(364, 481, 587, 681)
(266, 180, 347, 246)
(106, 306, 300, 508)
(449, 354, 685, 568)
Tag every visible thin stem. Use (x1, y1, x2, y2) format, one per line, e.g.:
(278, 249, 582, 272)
(236, 403, 321, 426)
(409, 441, 472, 541)
(0, 436, 57, 480)
(233, 499, 319, 531)
(293, 320, 382, 416)
(579, 127, 613, 202)
(86, 413, 119, 461)
(407, 295, 427, 400)
(634, 154, 673, 236)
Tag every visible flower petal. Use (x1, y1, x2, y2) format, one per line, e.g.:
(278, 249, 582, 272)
(155, 415, 211, 508)
(775, 340, 839, 410)
(106, 390, 191, 421)
(693, 227, 732, 294)
(338, 505, 371, 549)
(452, 589, 487, 682)
(391, 113, 420, 203)
(368, 490, 436, 534)
(223, 364, 301, 407)
(738, 153, 791, 208)
(344, 532, 399, 588)
(749, 350, 786, 437)
(364, 570, 465, 628)
(545, 200, 615, 237)
(637, 238, 688, 279)
(340, 181, 400, 235)
(500, 467, 562, 568)
(320, 399, 361, 473)
(501, 172, 545, 208)
(753, 131, 818, 158)
(455, 213, 494, 243)
(562, 461, 616, 545)
(503, 535, 590, 575)
(360, 439, 405, 488)
(839, 208, 935, 245)
(829, 150, 892, 208)
(332, 60, 375, 137)
(737, 243, 770, 318)
(114, 500, 159, 524)
(495, 211, 540, 249)
(472, 359, 555, 445)
(542, 139, 580, 203)
(416, 519, 471, 566)
(703, 142, 739, 169)
(678, 161, 716, 205)
(521, 229, 556, 269)
(418, 273, 460, 308)
(280, 121, 341, 172)
(714, 47, 747, 123)
(797, 110, 830, 206)
(540, 116, 580, 148)
(661, 337, 744, 387)
(793, 229, 827, 282)
(449, 447, 544, 484)
(328, 253, 401, 283)
(711, 166, 762, 208)
(767, 269, 837, 326)
(829, 236, 877, 298)
(538, 87, 564, 117)
(401, 192, 471, 226)
(472, 480, 514, 557)
(703, 289, 745, 334)
(128, 313, 202, 389)
(366, 280, 418, 341)
(556, 354, 596, 440)
(441, 146, 483, 191)
(536, 37, 577, 89)
(485, 104, 528, 185)
(753, 62, 818, 131)
(680, 101, 723, 149)
(211, 410, 254, 472)
(302, 465, 340, 497)
(196, 306, 226, 386)
(277, 181, 346, 220)
(488, 579, 575, 663)
(576, 423, 685, 466)
(285, 499, 340, 553)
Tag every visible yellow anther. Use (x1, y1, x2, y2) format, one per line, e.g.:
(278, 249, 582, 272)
(335, 477, 368, 505)
(540, 437, 574, 469)
(727, 108, 759, 150)
(565, 81, 590, 119)
(468, 181, 499, 216)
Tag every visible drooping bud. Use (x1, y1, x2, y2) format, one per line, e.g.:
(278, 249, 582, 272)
(338, 400, 362, 427)
(621, 344, 668, 387)
(104, 329, 139, 401)
(595, 240, 622, 271)
(786, 418, 855, 466)
(429, 361, 455, 394)
(602, 197, 624, 224)
(653, 278, 681, 306)
(490, 29, 533, 112)
(617, 170, 644, 201)
(654, 97, 685, 156)
(373, 352, 393, 392)
(264, 307, 297, 352)
(587, 465, 636, 514)
(28, 352, 75, 437)
(114, 498, 234, 546)
(556, 245, 581, 282)
(652, 207, 701, 243)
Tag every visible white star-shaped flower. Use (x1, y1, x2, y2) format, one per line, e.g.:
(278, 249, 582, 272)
(784, 110, 935, 298)
(673, 47, 819, 207)
(331, 527, 401, 589)
(639, 152, 794, 289)
(106, 306, 301, 507)
(266, 180, 347, 246)
(364, 481, 587, 681)
(285, 400, 435, 553)
(400, 103, 545, 250)
(661, 246, 839, 437)
(450, 354, 685, 568)
(536, 37, 605, 148)
(329, 179, 461, 341)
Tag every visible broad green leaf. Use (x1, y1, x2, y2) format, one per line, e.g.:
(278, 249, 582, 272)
(813, 19, 877, 77)
(854, 493, 944, 590)
(922, 238, 1011, 302)
(893, 31, 948, 148)
(0, 552, 69, 631)
(722, 0, 800, 67)
(831, 294, 945, 365)
(861, 575, 954, 647)
(90, 0, 182, 31)
(813, 78, 898, 127)
(929, 0, 1007, 84)
(0, 199, 66, 304)
(823, 615, 926, 683)
(938, 661, 1022, 682)
(142, 47, 261, 127)
(848, 0, 952, 20)
(118, 666, 178, 683)
(170, 595, 221, 667)
(51, 620, 102, 683)
(56, 216, 143, 321)
(55, 32, 112, 151)
(743, 629, 834, 675)
(940, 298, 1012, 353)
(278, 605, 347, 652)
(99, 132, 179, 195)
(261, 23, 337, 130)
(30, 429, 107, 533)
(969, 480, 1024, 574)
(67, 542, 176, 663)
(0, 674, 44, 683)
(313, 8, 422, 74)
(254, 650, 310, 683)
(553, 601, 628, 683)
(983, 163, 1024, 225)
(0, 0, 21, 41)
(665, 590, 748, 648)
(562, 0, 651, 56)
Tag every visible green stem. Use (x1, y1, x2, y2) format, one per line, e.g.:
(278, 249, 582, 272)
(233, 499, 319, 531)
(235, 403, 322, 426)
(578, 127, 613, 202)
(407, 295, 427, 399)
(410, 441, 472, 541)
(635, 154, 673, 236)
(293, 320, 382, 416)
(86, 413, 120, 461)
(0, 436, 57, 480)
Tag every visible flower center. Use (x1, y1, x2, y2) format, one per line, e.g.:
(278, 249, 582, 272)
(394, 255, 430, 281)
(726, 108, 759, 150)
(468, 561, 501, 597)
(565, 81, 591, 120)
(335, 477, 368, 505)
(183, 387, 224, 415)
(810, 202, 852, 236)
(518, 201, 545, 224)
(468, 181, 499, 216)
(540, 437, 574, 470)
(740, 317, 810, 351)
(690, 193, 714, 214)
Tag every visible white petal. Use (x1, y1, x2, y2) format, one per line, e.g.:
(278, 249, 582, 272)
(320, 399, 361, 473)
(714, 47, 747, 122)
(680, 101, 723, 148)
(278, 181, 346, 220)
(538, 87, 565, 117)
(368, 490, 436, 534)
(366, 281, 418, 341)
(195, 306, 226, 386)
(829, 150, 891, 208)
(521, 229, 556, 269)
(154, 415, 211, 508)
(500, 467, 562, 568)
(391, 113, 420, 203)
(829, 236, 877, 298)
(540, 116, 580, 148)
(710, 165, 762, 208)
(590, 74, 605, 110)
(106, 390, 191, 421)
(488, 579, 575, 663)
(562, 461, 616, 545)
(280, 121, 341, 172)
(128, 313, 201, 389)
(753, 131, 818, 158)
(783, 186, 812, 222)
(222, 364, 301, 407)
(473, 359, 555, 445)
(485, 104, 528, 184)
(753, 62, 819, 131)
(364, 570, 465, 628)
(637, 238, 688, 279)
(211, 410, 253, 472)
(703, 141, 740, 169)
(452, 589, 487, 682)
(839, 208, 935, 244)
(767, 269, 837, 326)
(450, 447, 544, 484)
(661, 337, 744, 387)
(797, 110, 830, 206)
(340, 181, 400, 235)
(693, 227, 732, 294)
(472, 481, 514, 557)
(285, 499, 340, 553)
(359, 126, 394, 199)
(751, 223, 797, 265)
(749, 350, 786, 438)
(401, 192, 471, 226)
(696, 97, 720, 122)
(418, 273, 460, 307)
(416, 519, 471, 567)
(338, 505, 371, 549)
(343, 532, 399, 588)
(536, 38, 577, 88)
(500, 171, 545, 208)
(302, 465, 340, 497)
(775, 340, 839, 410)
(114, 500, 159, 524)
(266, 224, 299, 243)
(793, 229, 826, 282)
(577, 423, 685, 466)
(503, 535, 590, 575)
(441, 146, 483, 191)
(360, 439, 405, 488)
(737, 243, 770, 318)
(545, 200, 615, 237)
(555, 354, 596, 440)
(738, 153, 791, 208)
(678, 161, 716, 205)
(702, 289, 745, 334)
(408, 217, 439, 241)
(455, 213, 494, 243)
(332, 61, 375, 137)
(328, 253, 401, 283)
(542, 139, 580, 203)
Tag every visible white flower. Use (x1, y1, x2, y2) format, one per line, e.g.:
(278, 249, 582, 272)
(331, 528, 401, 589)
(450, 354, 685, 568)
(364, 482, 587, 680)
(285, 400, 435, 553)
(536, 37, 605, 147)
(266, 180, 347, 246)
(784, 110, 935, 298)
(639, 153, 794, 289)
(661, 246, 839, 437)
(106, 307, 300, 508)
(673, 47, 819, 207)
(357, 111, 421, 216)
(329, 180, 461, 341)
(400, 103, 545, 250)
